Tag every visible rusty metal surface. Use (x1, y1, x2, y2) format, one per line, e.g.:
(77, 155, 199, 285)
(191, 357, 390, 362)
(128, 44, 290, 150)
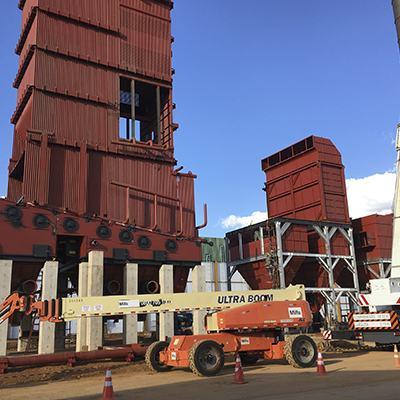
(262, 136, 350, 224)
(3, 0, 201, 308)
(7, 0, 198, 241)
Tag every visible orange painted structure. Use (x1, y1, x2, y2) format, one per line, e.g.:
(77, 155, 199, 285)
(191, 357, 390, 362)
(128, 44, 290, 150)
(1, 0, 203, 303)
(148, 300, 316, 376)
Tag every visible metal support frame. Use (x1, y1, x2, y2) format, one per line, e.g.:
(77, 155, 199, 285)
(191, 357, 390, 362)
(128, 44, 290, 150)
(359, 259, 392, 279)
(226, 217, 360, 325)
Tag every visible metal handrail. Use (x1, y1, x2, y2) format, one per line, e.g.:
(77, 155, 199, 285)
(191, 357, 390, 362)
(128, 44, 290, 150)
(110, 180, 183, 235)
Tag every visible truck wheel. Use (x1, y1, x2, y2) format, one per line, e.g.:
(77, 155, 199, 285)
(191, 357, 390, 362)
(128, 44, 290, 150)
(189, 340, 225, 377)
(145, 341, 172, 372)
(239, 352, 259, 365)
(284, 335, 317, 368)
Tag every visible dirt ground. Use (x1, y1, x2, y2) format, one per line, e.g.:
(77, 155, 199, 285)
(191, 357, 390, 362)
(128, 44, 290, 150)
(1, 350, 400, 400)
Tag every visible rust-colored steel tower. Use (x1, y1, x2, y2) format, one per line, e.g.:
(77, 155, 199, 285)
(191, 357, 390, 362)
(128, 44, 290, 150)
(1, 0, 202, 297)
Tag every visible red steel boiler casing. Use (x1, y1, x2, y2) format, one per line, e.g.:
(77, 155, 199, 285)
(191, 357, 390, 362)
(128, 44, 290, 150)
(3, 0, 201, 297)
(261, 136, 350, 224)
(352, 214, 393, 288)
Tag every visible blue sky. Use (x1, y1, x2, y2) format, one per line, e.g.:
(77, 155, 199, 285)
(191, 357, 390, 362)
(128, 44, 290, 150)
(1, 1, 399, 237)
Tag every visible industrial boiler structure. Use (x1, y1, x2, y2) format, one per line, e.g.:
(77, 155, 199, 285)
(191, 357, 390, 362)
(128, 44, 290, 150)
(226, 136, 394, 325)
(0, 0, 206, 356)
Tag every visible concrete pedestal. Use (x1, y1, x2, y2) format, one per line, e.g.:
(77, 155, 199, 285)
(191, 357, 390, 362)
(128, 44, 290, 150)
(0, 260, 12, 356)
(38, 261, 59, 355)
(159, 264, 174, 341)
(76, 262, 88, 352)
(192, 265, 207, 335)
(86, 251, 104, 351)
(123, 263, 138, 344)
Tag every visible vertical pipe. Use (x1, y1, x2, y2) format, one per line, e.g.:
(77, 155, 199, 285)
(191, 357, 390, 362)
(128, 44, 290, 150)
(156, 86, 161, 143)
(131, 79, 136, 141)
(125, 187, 130, 223)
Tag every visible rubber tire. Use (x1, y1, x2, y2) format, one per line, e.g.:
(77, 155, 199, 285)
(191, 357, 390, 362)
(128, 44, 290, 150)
(145, 341, 173, 372)
(284, 335, 317, 368)
(239, 352, 259, 365)
(189, 340, 225, 377)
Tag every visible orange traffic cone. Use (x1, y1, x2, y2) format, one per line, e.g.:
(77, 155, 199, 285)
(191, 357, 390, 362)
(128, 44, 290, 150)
(233, 353, 247, 384)
(102, 369, 115, 399)
(316, 352, 327, 375)
(394, 345, 400, 368)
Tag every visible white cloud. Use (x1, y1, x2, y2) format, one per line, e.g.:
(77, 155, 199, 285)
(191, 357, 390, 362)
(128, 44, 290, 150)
(346, 172, 396, 219)
(220, 172, 396, 230)
(221, 210, 268, 230)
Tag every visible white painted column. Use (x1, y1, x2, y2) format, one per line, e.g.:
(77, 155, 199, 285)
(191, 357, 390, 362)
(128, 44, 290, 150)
(0, 260, 12, 356)
(86, 251, 104, 351)
(38, 261, 59, 355)
(192, 265, 207, 335)
(76, 261, 88, 352)
(123, 263, 138, 344)
(159, 264, 174, 341)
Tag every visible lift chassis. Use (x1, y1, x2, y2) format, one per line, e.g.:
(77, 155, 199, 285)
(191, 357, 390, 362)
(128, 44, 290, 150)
(146, 300, 318, 377)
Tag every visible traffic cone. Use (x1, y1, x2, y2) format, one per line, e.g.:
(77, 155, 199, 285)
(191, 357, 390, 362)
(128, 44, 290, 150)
(233, 353, 247, 384)
(316, 352, 327, 375)
(102, 369, 115, 399)
(394, 345, 400, 368)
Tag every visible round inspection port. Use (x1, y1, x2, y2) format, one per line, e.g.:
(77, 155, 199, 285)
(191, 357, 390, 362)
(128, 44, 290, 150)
(96, 225, 112, 239)
(165, 239, 178, 253)
(119, 229, 134, 243)
(63, 217, 79, 233)
(6, 205, 22, 222)
(33, 213, 50, 229)
(138, 235, 151, 249)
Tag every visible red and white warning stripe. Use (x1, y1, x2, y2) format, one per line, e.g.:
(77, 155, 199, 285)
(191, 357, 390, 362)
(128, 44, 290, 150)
(358, 294, 369, 307)
(322, 330, 332, 340)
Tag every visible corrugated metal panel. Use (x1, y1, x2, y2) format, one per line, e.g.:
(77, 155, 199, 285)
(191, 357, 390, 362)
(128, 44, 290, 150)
(31, 90, 113, 147)
(120, 3, 171, 81)
(121, 0, 171, 20)
(37, 12, 119, 65)
(262, 136, 350, 224)
(48, 146, 81, 210)
(21, 0, 38, 33)
(40, 0, 120, 29)
(35, 50, 119, 104)
(353, 214, 393, 261)
(17, 52, 36, 104)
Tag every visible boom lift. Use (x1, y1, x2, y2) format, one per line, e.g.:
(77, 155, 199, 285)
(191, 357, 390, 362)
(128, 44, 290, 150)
(0, 285, 317, 375)
(146, 300, 317, 377)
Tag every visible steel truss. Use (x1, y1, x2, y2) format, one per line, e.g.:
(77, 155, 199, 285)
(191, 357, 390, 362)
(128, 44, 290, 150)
(227, 217, 360, 322)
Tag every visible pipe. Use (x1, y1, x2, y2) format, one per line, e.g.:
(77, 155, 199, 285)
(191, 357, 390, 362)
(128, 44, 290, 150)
(106, 280, 121, 295)
(0, 344, 147, 372)
(195, 203, 208, 230)
(144, 280, 160, 294)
